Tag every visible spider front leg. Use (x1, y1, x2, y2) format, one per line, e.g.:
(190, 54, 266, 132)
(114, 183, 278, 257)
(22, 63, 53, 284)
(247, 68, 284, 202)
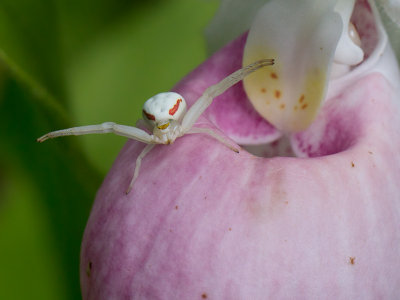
(181, 58, 274, 132)
(37, 122, 155, 144)
(37, 122, 160, 194)
(180, 58, 274, 152)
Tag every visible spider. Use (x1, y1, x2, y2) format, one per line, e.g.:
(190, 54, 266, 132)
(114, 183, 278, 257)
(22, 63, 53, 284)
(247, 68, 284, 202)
(37, 58, 274, 193)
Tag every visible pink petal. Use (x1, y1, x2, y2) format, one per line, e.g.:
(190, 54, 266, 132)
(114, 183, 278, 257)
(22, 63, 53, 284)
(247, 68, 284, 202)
(80, 60, 400, 300)
(291, 73, 392, 157)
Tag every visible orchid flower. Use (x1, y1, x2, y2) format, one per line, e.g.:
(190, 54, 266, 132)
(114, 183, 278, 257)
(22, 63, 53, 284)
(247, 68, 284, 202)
(80, 0, 400, 299)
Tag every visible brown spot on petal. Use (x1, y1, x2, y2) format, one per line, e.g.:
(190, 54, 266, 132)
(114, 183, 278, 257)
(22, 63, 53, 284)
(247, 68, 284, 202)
(274, 90, 281, 99)
(261, 88, 267, 93)
(299, 94, 305, 103)
(349, 257, 356, 265)
(175, 205, 179, 210)
(280, 103, 285, 110)
(270, 72, 278, 79)
(86, 261, 92, 278)
(202, 293, 208, 299)
(301, 103, 308, 110)
(351, 161, 355, 168)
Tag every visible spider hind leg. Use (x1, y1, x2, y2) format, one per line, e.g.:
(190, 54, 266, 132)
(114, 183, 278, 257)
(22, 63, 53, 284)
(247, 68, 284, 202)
(187, 127, 240, 153)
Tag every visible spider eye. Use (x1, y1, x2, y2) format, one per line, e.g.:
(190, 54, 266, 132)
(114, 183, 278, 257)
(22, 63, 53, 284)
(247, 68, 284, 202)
(169, 98, 183, 116)
(143, 109, 155, 121)
(157, 122, 170, 130)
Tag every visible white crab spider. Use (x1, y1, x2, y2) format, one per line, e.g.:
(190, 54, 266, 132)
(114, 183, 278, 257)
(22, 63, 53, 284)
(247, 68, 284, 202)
(37, 58, 274, 193)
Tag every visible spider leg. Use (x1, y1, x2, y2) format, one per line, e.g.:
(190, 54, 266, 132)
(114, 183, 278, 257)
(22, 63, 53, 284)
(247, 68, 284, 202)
(181, 58, 274, 132)
(187, 127, 239, 153)
(37, 122, 154, 144)
(126, 144, 155, 194)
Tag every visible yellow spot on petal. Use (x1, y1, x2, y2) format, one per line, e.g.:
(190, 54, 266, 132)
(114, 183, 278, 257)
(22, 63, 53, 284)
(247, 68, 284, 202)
(243, 44, 327, 132)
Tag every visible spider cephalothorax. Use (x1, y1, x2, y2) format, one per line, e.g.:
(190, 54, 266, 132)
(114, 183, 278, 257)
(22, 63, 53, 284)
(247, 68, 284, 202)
(142, 92, 187, 144)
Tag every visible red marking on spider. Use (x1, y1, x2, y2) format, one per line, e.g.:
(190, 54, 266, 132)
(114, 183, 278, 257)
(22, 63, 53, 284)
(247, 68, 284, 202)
(169, 99, 182, 116)
(143, 109, 155, 121)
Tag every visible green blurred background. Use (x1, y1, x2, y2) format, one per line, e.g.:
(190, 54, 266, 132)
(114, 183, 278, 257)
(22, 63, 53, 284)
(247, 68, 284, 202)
(0, 0, 218, 299)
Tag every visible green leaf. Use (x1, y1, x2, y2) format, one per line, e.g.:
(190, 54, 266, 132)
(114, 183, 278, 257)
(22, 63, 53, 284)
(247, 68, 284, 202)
(0, 0, 66, 104)
(0, 167, 69, 300)
(0, 72, 102, 300)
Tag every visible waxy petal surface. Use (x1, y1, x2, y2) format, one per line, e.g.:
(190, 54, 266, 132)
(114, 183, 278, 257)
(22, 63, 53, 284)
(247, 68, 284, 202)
(243, 0, 342, 132)
(80, 1, 400, 298)
(80, 53, 400, 300)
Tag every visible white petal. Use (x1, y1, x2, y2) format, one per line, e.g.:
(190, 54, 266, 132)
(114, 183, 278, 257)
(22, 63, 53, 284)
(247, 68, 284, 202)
(243, 0, 342, 132)
(334, 0, 364, 66)
(205, 0, 270, 54)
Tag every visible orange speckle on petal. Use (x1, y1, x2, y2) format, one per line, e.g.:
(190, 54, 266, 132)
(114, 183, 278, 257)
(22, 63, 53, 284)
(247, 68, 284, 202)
(280, 103, 285, 110)
(301, 103, 308, 110)
(261, 88, 267, 93)
(270, 72, 278, 79)
(274, 90, 281, 99)
(299, 94, 305, 103)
